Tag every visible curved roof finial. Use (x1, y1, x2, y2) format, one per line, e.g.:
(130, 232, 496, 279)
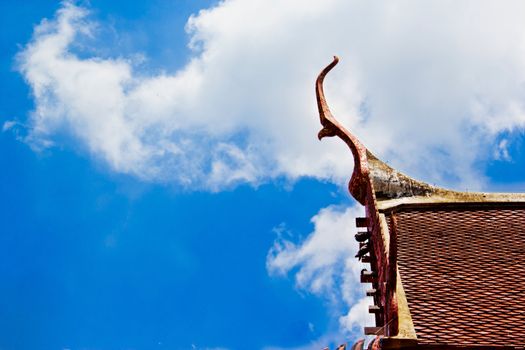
(315, 57, 525, 206)
(316, 56, 370, 204)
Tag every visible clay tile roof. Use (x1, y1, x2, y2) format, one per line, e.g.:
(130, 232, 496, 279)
(315, 57, 525, 349)
(390, 205, 525, 348)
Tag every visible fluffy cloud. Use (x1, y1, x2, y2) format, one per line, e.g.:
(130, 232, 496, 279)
(267, 205, 374, 338)
(18, 1, 525, 190)
(339, 297, 375, 335)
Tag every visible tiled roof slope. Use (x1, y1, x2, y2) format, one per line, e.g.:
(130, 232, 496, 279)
(314, 57, 525, 349)
(390, 205, 525, 348)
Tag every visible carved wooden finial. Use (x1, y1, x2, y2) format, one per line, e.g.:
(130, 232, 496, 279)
(315, 56, 370, 204)
(316, 56, 340, 140)
(315, 56, 446, 204)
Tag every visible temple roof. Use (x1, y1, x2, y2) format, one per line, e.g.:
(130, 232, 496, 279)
(315, 57, 525, 350)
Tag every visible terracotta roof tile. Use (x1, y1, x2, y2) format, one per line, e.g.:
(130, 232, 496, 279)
(389, 205, 525, 348)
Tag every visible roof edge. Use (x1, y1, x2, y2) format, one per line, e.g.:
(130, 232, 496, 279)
(377, 193, 525, 212)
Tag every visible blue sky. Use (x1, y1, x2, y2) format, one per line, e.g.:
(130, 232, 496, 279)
(1, 1, 525, 350)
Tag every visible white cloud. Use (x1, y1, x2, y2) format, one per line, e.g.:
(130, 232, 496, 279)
(267, 205, 374, 340)
(267, 205, 361, 299)
(18, 1, 525, 190)
(494, 139, 511, 161)
(2, 120, 17, 132)
(339, 297, 375, 334)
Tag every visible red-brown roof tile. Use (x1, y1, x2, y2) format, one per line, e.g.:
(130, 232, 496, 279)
(389, 204, 525, 349)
